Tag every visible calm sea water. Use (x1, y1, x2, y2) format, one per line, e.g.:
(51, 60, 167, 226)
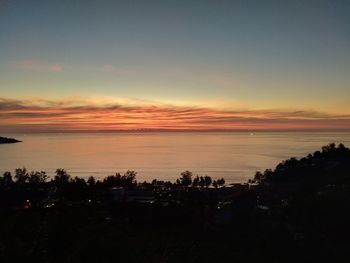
(1, 132, 349, 183)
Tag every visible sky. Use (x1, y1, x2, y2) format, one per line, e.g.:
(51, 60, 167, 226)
(0, 0, 350, 132)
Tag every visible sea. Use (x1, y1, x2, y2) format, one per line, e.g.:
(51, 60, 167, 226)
(1, 132, 349, 183)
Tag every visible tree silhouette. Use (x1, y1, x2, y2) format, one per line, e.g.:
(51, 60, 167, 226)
(322, 142, 336, 153)
(199, 176, 205, 188)
(192, 175, 200, 187)
(29, 171, 48, 184)
(217, 178, 225, 188)
(179, 171, 192, 187)
(122, 170, 137, 188)
(0, 172, 13, 186)
(87, 176, 96, 187)
(252, 143, 350, 185)
(204, 176, 212, 188)
(14, 168, 29, 184)
(54, 169, 70, 185)
(72, 176, 86, 187)
(102, 171, 137, 188)
(103, 173, 122, 187)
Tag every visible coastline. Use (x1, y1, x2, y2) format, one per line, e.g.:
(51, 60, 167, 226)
(0, 136, 21, 144)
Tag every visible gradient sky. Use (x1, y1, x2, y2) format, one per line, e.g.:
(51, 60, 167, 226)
(1, 0, 350, 131)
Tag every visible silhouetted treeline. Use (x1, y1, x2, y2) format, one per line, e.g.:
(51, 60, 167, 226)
(0, 166, 226, 209)
(1, 143, 350, 263)
(249, 143, 350, 206)
(252, 142, 350, 186)
(0, 168, 225, 190)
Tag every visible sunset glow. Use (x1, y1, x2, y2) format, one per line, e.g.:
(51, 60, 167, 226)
(1, 2, 350, 260)
(1, 1, 350, 132)
(1, 97, 349, 132)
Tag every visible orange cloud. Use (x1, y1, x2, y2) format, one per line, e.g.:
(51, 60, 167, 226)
(0, 98, 349, 133)
(98, 64, 129, 74)
(12, 59, 63, 72)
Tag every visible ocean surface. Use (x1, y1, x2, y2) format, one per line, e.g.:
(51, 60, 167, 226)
(1, 132, 350, 183)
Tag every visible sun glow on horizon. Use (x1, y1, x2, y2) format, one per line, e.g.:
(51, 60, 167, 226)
(0, 97, 349, 133)
(1, 1, 350, 132)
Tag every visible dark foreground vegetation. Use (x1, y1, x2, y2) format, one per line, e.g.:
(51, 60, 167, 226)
(1, 143, 350, 262)
(0, 136, 21, 144)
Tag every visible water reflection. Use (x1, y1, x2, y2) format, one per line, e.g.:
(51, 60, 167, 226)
(0, 132, 349, 183)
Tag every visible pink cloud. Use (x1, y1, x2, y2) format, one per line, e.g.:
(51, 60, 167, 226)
(99, 64, 115, 72)
(98, 64, 130, 74)
(13, 59, 63, 72)
(1, 97, 350, 133)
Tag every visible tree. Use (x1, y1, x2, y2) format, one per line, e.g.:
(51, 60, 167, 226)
(192, 175, 200, 187)
(103, 173, 122, 187)
(322, 143, 336, 153)
(204, 176, 212, 188)
(54, 169, 70, 184)
(217, 178, 225, 188)
(87, 176, 96, 187)
(122, 170, 137, 188)
(179, 171, 192, 187)
(199, 176, 205, 188)
(338, 143, 346, 150)
(103, 171, 137, 188)
(164, 181, 173, 190)
(29, 171, 48, 184)
(212, 180, 218, 188)
(72, 176, 86, 187)
(253, 171, 264, 184)
(14, 168, 29, 184)
(0, 172, 13, 186)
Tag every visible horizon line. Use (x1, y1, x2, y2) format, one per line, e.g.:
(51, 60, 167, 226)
(3, 128, 350, 134)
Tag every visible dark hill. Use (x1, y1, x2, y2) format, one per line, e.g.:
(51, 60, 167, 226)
(0, 137, 21, 144)
(252, 143, 350, 188)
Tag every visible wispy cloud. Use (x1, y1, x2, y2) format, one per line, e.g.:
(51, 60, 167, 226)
(98, 64, 130, 74)
(0, 97, 349, 132)
(12, 59, 63, 72)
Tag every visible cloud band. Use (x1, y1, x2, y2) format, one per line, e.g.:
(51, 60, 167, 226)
(1, 98, 349, 132)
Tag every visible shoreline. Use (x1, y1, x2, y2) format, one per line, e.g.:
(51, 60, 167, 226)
(0, 136, 21, 144)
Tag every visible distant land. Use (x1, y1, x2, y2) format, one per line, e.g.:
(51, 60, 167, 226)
(0, 137, 21, 144)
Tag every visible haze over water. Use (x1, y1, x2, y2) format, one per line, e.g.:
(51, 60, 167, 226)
(1, 132, 349, 183)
